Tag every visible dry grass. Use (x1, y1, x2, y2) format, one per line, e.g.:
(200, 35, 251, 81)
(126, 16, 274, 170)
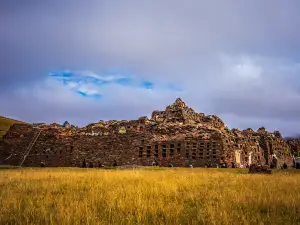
(0, 168, 300, 225)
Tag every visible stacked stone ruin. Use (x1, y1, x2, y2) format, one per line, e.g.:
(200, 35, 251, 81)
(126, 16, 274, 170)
(0, 98, 297, 168)
(286, 139, 300, 168)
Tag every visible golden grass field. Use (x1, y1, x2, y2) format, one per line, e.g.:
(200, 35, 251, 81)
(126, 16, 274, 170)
(0, 168, 300, 225)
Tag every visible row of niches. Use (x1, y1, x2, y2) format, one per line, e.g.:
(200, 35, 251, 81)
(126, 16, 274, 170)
(140, 140, 223, 147)
(186, 141, 222, 149)
(269, 142, 288, 152)
(138, 144, 221, 159)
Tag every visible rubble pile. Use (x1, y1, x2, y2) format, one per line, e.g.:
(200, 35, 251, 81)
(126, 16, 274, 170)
(248, 164, 272, 174)
(0, 98, 296, 168)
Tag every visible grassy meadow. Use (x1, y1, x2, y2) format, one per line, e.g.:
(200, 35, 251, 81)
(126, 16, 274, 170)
(0, 168, 300, 225)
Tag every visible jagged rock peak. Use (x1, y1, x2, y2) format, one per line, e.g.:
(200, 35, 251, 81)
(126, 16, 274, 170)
(174, 97, 184, 104)
(171, 98, 186, 108)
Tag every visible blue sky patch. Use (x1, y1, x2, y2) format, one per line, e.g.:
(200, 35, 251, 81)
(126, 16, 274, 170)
(49, 70, 180, 98)
(76, 91, 102, 99)
(142, 81, 153, 89)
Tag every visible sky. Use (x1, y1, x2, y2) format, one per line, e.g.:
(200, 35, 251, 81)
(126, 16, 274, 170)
(1, 0, 300, 137)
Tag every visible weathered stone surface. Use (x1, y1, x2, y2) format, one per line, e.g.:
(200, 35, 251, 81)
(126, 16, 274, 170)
(286, 139, 300, 156)
(0, 99, 295, 168)
(286, 139, 300, 168)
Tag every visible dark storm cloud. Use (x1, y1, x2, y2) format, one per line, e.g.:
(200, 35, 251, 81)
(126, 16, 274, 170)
(1, 0, 300, 136)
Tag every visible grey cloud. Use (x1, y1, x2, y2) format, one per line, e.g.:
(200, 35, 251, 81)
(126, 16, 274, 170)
(1, 0, 300, 136)
(0, 80, 180, 126)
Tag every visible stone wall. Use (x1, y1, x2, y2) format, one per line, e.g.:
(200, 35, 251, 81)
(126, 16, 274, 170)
(287, 139, 300, 156)
(0, 98, 294, 168)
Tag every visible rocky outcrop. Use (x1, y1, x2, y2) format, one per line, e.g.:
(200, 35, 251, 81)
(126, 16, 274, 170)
(0, 99, 295, 168)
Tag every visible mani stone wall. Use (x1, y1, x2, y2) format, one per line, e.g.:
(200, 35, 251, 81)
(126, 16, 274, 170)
(0, 98, 294, 168)
(1, 124, 225, 167)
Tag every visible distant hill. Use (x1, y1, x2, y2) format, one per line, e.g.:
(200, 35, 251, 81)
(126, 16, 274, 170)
(284, 134, 300, 141)
(0, 116, 26, 138)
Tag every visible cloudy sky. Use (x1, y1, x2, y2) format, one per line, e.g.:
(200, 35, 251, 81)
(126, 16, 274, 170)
(1, 0, 300, 136)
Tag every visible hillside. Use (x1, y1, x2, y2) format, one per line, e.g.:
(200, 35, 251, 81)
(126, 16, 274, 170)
(0, 116, 26, 138)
